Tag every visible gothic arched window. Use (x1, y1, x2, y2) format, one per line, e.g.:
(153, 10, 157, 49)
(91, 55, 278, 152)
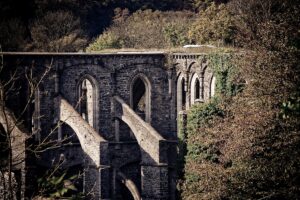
(190, 74, 201, 105)
(78, 75, 99, 131)
(130, 74, 151, 122)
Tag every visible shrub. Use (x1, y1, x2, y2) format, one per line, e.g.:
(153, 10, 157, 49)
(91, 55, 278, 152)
(30, 10, 87, 52)
(87, 9, 196, 50)
(188, 3, 237, 46)
(87, 31, 123, 51)
(180, 1, 300, 199)
(0, 19, 27, 51)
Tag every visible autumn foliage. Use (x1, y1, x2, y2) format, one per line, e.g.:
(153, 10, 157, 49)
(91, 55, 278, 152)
(180, 0, 300, 199)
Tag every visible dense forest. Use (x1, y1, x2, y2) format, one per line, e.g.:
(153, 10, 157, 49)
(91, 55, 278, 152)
(1, 0, 300, 199)
(0, 0, 228, 51)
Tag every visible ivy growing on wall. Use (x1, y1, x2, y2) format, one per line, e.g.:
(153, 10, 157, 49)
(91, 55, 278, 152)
(206, 51, 243, 97)
(178, 51, 243, 195)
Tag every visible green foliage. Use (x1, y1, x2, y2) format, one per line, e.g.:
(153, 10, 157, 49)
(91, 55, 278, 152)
(187, 99, 223, 133)
(180, 1, 300, 199)
(30, 10, 87, 52)
(87, 3, 238, 50)
(38, 169, 83, 199)
(177, 112, 187, 181)
(280, 91, 300, 119)
(207, 52, 243, 96)
(188, 3, 237, 46)
(87, 9, 196, 50)
(184, 0, 214, 11)
(87, 31, 123, 51)
(163, 23, 189, 47)
(185, 172, 200, 184)
(184, 100, 224, 163)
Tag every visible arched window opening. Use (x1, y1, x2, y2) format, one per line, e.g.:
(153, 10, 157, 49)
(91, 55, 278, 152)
(190, 74, 201, 105)
(131, 77, 151, 122)
(78, 76, 99, 131)
(80, 79, 93, 127)
(210, 76, 216, 98)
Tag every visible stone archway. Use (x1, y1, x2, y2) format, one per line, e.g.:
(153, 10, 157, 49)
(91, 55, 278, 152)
(190, 73, 201, 105)
(130, 74, 151, 123)
(77, 75, 99, 132)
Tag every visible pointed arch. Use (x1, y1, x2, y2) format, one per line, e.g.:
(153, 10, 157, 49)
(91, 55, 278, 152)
(188, 61, 200, 73)
(190, 73, 201, 105)
(77, 74, 99, 132)
(130, 74, 151, 123)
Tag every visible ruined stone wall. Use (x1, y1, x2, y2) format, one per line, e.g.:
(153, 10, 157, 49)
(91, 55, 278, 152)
(2, 52, 217, 200)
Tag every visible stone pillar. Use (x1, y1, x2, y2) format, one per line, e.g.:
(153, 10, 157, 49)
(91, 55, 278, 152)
(114, 118, 120, 149)
(23, 138, 37, 199)
(83, 142, 110, 200)
(115, 119, 120, 142)
(168, 69, 177, 135)
(167, 70, 172, 97)
(183, 72, 189, 110)
(177, 111, 187, 140)
(177, 111, 187, 190)
(199, 74, 204, 101)
(84, 164, 110, 200)
(54, 74, 59, 95)
(141, 165, 169, 200)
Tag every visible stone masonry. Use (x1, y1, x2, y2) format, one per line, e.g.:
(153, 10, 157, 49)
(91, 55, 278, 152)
(1, 52, 216, 200)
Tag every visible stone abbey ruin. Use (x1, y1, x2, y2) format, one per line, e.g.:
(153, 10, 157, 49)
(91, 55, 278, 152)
(1, 52, 216, 200)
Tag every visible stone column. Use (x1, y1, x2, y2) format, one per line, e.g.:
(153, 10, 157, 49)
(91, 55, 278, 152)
(84, 142, 111, 200)
(199, 73, 204, 101)
(167, 70, 173, 97)
(168, 69, 177, 135)
(115, 119, 120, 142)
(84, 165, 110, 200)
(141, 164, 169, 200)
(183, 71, 189, 110)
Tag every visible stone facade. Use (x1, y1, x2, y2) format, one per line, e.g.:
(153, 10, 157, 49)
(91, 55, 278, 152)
(1, 52, 216, 200)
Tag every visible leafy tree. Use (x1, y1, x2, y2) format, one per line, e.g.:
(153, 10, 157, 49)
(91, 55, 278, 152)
(180, 0, 300, 199)
(188, 3, 237, 46)
(183, 0, 229, 12)
(0, 19, 27, 51)
(87, 9, 196, 50)
(30, 11, 87, 52)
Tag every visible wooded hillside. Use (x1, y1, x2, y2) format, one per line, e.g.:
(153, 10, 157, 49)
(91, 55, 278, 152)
(1, 0, 299, 199)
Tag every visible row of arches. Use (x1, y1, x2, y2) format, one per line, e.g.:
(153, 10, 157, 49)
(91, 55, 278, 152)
(177, 73, 216, 112)
(77, 74, 152, 131)
(31, 69, 215, 142)
(30, 74, 153, 143)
